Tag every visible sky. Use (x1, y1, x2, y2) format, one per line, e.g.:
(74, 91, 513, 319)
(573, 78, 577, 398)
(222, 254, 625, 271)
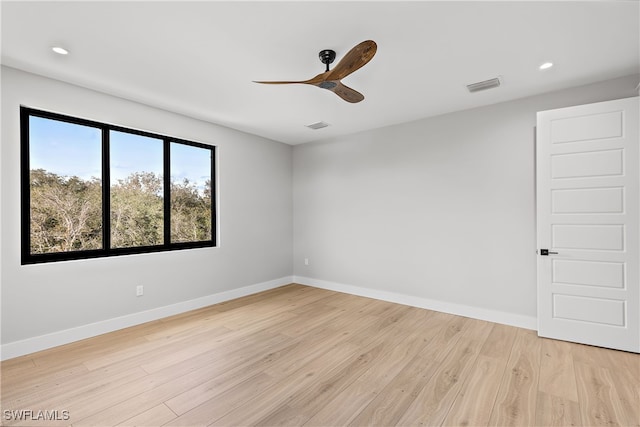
(29, 116, 212, 191)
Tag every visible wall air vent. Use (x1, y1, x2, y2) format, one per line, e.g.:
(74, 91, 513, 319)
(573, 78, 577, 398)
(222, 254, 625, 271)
(306, 121, 330, 130)
(466, 77, 501, 93)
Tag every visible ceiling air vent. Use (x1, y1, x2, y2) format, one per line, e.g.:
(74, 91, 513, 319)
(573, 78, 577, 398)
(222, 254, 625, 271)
(306, 121, 330, 130)
(466, 77, 501, 93)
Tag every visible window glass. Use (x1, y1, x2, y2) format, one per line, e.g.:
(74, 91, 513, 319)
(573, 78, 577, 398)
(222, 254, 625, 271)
(170, 142, 212, 243)
(28, 116, 102, 254)
(110, 131, 164, 248)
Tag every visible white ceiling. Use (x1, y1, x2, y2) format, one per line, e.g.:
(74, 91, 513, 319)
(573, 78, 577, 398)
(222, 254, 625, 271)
(2, 1, 638, 145)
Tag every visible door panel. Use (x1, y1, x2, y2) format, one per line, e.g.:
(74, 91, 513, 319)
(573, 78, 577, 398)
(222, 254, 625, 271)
(552, 294, 625, 326)
(551, 149, 623, 179)
(552, 259, 625, 289)
(551, 187, 624, 213)
(550, 110, 623, 143)
(537, 96, 639, 353)
(551, 224, 624, 251)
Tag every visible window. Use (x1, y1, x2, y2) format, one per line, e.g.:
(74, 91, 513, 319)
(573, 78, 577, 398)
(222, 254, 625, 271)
(170, 142, 213, 243)
(21, 107, 216, 264)
(110, 131, 164, 249)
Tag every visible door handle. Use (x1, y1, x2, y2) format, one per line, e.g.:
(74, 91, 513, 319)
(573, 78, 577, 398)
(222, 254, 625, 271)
(539, 249, 558, 256)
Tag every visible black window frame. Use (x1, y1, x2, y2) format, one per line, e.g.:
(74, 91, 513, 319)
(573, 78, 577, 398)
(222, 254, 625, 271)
(21, 106, 216, 265)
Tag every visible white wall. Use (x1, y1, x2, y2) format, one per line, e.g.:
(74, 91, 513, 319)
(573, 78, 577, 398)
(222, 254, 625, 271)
(293, 74, 639, 328)
(2, 67, 637, 359)
(1, 67, 293, 357)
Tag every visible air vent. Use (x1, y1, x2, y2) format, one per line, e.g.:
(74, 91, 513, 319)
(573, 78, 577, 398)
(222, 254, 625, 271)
(306, 121, 330, 130)
(466, 77, 501, 93)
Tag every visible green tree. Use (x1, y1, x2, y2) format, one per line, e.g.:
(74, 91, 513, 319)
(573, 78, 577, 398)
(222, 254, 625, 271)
(30, 170, 212, 254)
(110, 172, 164, 248)
(30, 169, 102, 253)
(171, 178, 211, 243)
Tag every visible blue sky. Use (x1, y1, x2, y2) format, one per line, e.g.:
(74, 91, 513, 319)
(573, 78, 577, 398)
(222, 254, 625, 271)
(30, 116, 102, 180)
(110, 130, 163, 182)
(30, 116, 211, 190)
(170, 142, 212, 192)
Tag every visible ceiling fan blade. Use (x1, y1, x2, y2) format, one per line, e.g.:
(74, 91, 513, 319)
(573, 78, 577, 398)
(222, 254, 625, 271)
(254, 71, 329, 86)
(253, 80, 308, 85)
(329, 82, 365, 103)
(326, 40, 377, 81)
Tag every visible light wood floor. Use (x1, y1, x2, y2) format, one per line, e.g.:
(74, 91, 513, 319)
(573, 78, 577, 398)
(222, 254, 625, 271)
(1, 284, 638, 427)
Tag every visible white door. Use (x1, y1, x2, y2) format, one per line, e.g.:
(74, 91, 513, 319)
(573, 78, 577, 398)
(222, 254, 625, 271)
(537, 96, 639, 353)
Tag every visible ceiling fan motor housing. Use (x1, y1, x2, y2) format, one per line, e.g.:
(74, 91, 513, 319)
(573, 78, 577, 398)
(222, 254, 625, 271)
(319, 49, 336, 71)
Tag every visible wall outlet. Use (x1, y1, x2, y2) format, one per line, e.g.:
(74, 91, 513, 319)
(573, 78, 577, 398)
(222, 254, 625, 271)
(304, 258, 309, 266)
(136, 285, 144, 297)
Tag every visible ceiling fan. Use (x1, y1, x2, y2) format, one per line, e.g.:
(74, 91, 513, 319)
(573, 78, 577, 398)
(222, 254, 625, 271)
(254, 40, 377, 103)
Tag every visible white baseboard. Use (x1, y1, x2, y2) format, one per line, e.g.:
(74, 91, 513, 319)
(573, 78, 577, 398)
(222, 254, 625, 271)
(294, 276, 537, 331)
(2, 275, 536, 361)
(1, 276, 293, 361)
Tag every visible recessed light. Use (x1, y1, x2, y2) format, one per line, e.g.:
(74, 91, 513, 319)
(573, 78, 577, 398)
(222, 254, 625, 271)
(52, 46, 69, 55)
(539, 62, 553, 70)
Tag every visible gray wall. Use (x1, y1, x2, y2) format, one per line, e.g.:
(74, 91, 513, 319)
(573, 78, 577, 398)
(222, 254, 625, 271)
(293, 74, 639, 320)
(2, 65, 637, 353)
(1, 66, 293, 345)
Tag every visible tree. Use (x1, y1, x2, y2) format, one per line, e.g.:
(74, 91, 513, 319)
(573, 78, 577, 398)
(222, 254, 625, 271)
(30, 169, 102, 253)
(110, 172, 164, 248)
(170, 178, 211, 243)
(29, 170, 212, 253)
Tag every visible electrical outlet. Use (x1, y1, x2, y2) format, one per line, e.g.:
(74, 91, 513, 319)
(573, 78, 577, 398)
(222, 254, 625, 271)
(304, 258, 309, 266)
(136, 285, 144, 297)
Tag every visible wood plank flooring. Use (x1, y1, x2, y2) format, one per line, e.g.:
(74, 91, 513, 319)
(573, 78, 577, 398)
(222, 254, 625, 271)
(1, 284, 638, 426)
